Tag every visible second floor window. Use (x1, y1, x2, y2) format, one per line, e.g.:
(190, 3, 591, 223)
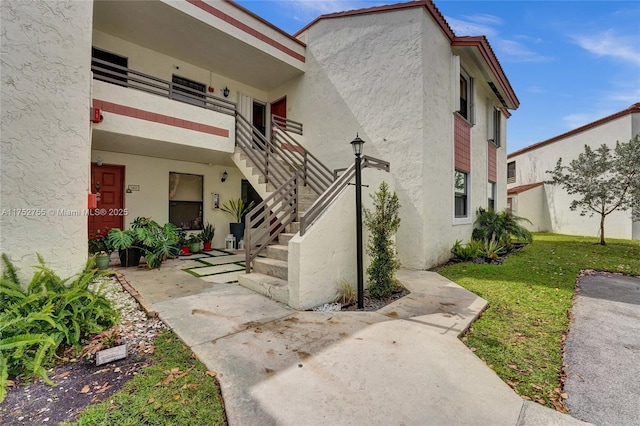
(507, 161, 516, 183)
(172, 75, 206, 107)
(459, 68, 474, 122)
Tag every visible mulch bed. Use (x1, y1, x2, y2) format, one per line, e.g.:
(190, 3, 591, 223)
(0, 353, 152, 425)
(341, 286, 410, 311)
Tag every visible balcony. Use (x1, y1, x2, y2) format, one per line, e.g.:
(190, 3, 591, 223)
(92, 0, 305, 91)
(91, 58, 237, 164)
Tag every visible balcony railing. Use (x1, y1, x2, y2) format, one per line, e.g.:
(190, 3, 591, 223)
(91, 57, 236, 116)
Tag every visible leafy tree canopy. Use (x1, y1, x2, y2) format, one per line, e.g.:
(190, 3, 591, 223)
(546, 134, 640, 244)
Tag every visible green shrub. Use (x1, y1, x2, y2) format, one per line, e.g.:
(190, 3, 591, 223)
(451, 239, 483, 261)
(480, 237, 508, 259)
(472, 208, 532, 247)
(0, 254, 119, 402)
(364, 181, 401, 298)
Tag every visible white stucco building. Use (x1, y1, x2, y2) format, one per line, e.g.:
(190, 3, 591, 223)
(1, 0, 518, 308)
(507, 103, 640, 240)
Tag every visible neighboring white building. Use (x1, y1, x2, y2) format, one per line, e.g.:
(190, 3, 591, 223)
(507, 103, 640, 240)
(1, 0, 518, 308)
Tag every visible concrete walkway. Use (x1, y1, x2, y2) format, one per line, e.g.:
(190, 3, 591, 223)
(118, 261, 588, 425)
(564, 272, 640, 425)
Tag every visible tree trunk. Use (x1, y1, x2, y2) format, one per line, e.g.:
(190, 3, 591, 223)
(599, 213, 606, 245)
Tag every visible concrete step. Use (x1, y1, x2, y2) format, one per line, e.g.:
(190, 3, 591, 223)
(286, 221, 300, 234)
(266, 244, 288, 261)
(238, 272, 289, 305)
(253, 257, 288, 280)
(278, 232, 295, 245)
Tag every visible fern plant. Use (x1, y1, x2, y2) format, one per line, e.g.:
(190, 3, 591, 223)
(0, 254, 118, 402)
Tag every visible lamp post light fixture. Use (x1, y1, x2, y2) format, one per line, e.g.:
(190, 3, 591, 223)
(351, 134, 365, 309)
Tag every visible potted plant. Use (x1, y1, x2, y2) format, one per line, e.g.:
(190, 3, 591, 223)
(201, 222, 215, 251)
(89, 229, 113, 270)
(187, 233, 201, 254)
(178, 230, 190, 256)
(221, 198, 254, 249)
(108, 217, 180, 268)
(107, 228, 141, 267)
(131, 217, 180, 268)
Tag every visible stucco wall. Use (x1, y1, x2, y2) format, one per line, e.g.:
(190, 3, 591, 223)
(508, 114, 638, 239)
(1, 0, 93, 281)
(274, 9, 430, 269)
(511, 186, 552, 232)
(288, 168, 394, 310)
(91, 150, 244, 249)
(92, 80, 235, 153)
(272, 7, 510, 269)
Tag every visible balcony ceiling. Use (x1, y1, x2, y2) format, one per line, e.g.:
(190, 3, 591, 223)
(93, 0, 304, 91)
(92, 130, 236, 167)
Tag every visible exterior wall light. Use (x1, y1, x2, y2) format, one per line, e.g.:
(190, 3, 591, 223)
(221, 170, 228, 182)
(223, 87, 230, 98)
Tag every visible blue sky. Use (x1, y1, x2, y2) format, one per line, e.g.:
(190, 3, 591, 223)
(235, 0, 640, 153)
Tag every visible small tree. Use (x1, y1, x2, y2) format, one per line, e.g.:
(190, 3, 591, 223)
(364, 181, 401, 298)
(546, 135, 640, 245)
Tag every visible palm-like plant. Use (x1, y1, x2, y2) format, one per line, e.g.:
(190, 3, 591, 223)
(220, 199, 255, 223)
(472, 208, 533, 247)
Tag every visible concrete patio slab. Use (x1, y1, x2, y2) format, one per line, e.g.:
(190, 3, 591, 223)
(380, 269, 488, 337)
(189, 263, 245, 276)
(200, 271, 246, 283)
(191, 311, 391, 426)
(153, 284, 294, 347)
(196, 254, 246, 266)
(114, 261, 218, 303)
(119, 266, 588, 426)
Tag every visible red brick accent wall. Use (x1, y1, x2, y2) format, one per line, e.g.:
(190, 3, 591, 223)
(488, 141, 497, 182)
(93, 100, 229, 137)
(454, 115, 471, 172)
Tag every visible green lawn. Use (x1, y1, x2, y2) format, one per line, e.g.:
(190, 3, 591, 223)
(65, 330, 226, 426)
(438, 233, 640, 410)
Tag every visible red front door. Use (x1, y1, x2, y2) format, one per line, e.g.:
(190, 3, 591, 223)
(271, 97, 286, 120)
(89, 163, 125, 235)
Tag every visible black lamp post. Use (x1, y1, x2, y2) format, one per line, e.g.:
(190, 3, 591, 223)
(351, 134, 365, 309)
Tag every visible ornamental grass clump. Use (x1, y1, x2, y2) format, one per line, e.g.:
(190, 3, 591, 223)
(0, 254, 118, 402)
(364, 181, 401, 298)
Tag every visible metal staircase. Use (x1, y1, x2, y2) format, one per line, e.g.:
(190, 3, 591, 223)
(232, 112, 332, 303)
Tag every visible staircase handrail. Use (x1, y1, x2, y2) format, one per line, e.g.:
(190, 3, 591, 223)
(245, 172, 299, 272)
(235, 112, 292, 189)
(300, 155, 390, 236)
(272, 114, 303, 135)
(271, 119, 334, 195)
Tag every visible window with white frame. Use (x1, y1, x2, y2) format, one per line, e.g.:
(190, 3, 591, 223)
(455, 170, 469, 218)
(488, 182, 496, 210)
(459, 68, 474, 122)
